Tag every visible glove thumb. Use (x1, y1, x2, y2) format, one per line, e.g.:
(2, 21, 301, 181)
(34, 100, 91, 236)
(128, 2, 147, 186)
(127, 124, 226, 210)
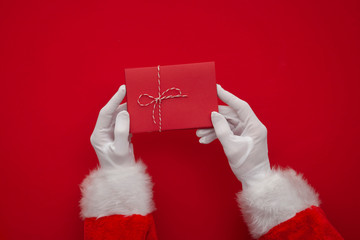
(114, 110, 130, 155)
(211, 111, 233, 146)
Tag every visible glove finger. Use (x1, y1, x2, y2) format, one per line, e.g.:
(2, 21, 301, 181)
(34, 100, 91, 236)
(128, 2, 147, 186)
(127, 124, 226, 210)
(113, 110, 130, 155)
(218, 105, 238, 118)
(95, 85, 126, 130)
(211, 111, 233, 146)
(196, 128, 214, 137)
(196, 107, 234, 138)
(217, 85, 256, 122)
(199, 132, 217, 144)
(200, 119, 237, 139)
(198, 120, 239, 144)
(225, 115, 241, 127)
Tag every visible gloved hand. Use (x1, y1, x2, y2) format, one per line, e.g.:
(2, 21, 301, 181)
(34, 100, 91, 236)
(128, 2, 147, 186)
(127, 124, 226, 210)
(196, 85, 271, 188)
(90, 85, 135, 168)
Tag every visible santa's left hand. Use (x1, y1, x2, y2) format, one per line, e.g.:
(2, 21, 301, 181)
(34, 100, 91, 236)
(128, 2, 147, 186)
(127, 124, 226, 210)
(196, 85, 271, 188)
(90, 85, 135, 169)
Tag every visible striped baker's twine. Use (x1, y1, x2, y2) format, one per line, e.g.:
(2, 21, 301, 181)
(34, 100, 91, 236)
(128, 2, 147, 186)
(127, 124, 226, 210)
(137, 65, 187, 132)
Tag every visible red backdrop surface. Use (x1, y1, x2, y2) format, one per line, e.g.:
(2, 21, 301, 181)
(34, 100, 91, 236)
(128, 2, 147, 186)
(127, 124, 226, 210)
(1, 0, 359, 239)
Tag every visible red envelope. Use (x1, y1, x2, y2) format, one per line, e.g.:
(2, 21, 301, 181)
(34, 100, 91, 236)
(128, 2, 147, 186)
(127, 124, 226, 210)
(125, 62, 218, 133)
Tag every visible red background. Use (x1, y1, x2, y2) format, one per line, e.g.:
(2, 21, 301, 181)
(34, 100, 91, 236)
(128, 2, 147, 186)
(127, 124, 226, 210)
(0, 0, 359, 239)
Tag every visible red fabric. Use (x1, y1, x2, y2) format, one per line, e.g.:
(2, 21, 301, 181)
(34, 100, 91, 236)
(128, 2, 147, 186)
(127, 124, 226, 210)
(260, 206, 343, 240)
(84, 214, 158, 240)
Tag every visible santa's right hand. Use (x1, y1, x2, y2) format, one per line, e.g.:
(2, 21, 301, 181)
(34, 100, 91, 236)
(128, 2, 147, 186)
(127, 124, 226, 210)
(90, 85, 135, 169)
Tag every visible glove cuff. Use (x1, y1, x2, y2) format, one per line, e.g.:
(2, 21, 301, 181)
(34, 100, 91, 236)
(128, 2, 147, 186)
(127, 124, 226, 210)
(237, 167, 320, 239)
(80, 160, 155, 219)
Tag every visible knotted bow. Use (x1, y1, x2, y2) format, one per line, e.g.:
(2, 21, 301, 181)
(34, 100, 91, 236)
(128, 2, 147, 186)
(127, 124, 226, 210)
(137, 65, 187, 132)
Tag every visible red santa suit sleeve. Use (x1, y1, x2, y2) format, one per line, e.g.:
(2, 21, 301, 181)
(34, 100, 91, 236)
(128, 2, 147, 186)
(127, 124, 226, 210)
(237, 167, 343, 239)
(80, 161, 158, 240)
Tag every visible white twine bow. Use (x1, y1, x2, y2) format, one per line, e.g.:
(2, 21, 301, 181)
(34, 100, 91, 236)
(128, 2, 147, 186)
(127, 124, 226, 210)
(137, 65, 187, 132)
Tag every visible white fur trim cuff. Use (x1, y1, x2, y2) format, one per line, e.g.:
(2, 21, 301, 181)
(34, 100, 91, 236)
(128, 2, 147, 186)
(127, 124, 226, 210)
(80, 161, 155, 219)
(237, 167, 320, 239)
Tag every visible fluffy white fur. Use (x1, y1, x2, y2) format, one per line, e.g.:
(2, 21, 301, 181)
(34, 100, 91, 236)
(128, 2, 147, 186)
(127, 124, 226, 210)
(80, 160, 155, 219)
(237, 167, 320, 239)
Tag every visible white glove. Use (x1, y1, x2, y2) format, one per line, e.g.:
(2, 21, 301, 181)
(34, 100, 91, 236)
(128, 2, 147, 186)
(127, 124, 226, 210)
(90, 85, 135, 168)
(196, 85, 271, 188)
